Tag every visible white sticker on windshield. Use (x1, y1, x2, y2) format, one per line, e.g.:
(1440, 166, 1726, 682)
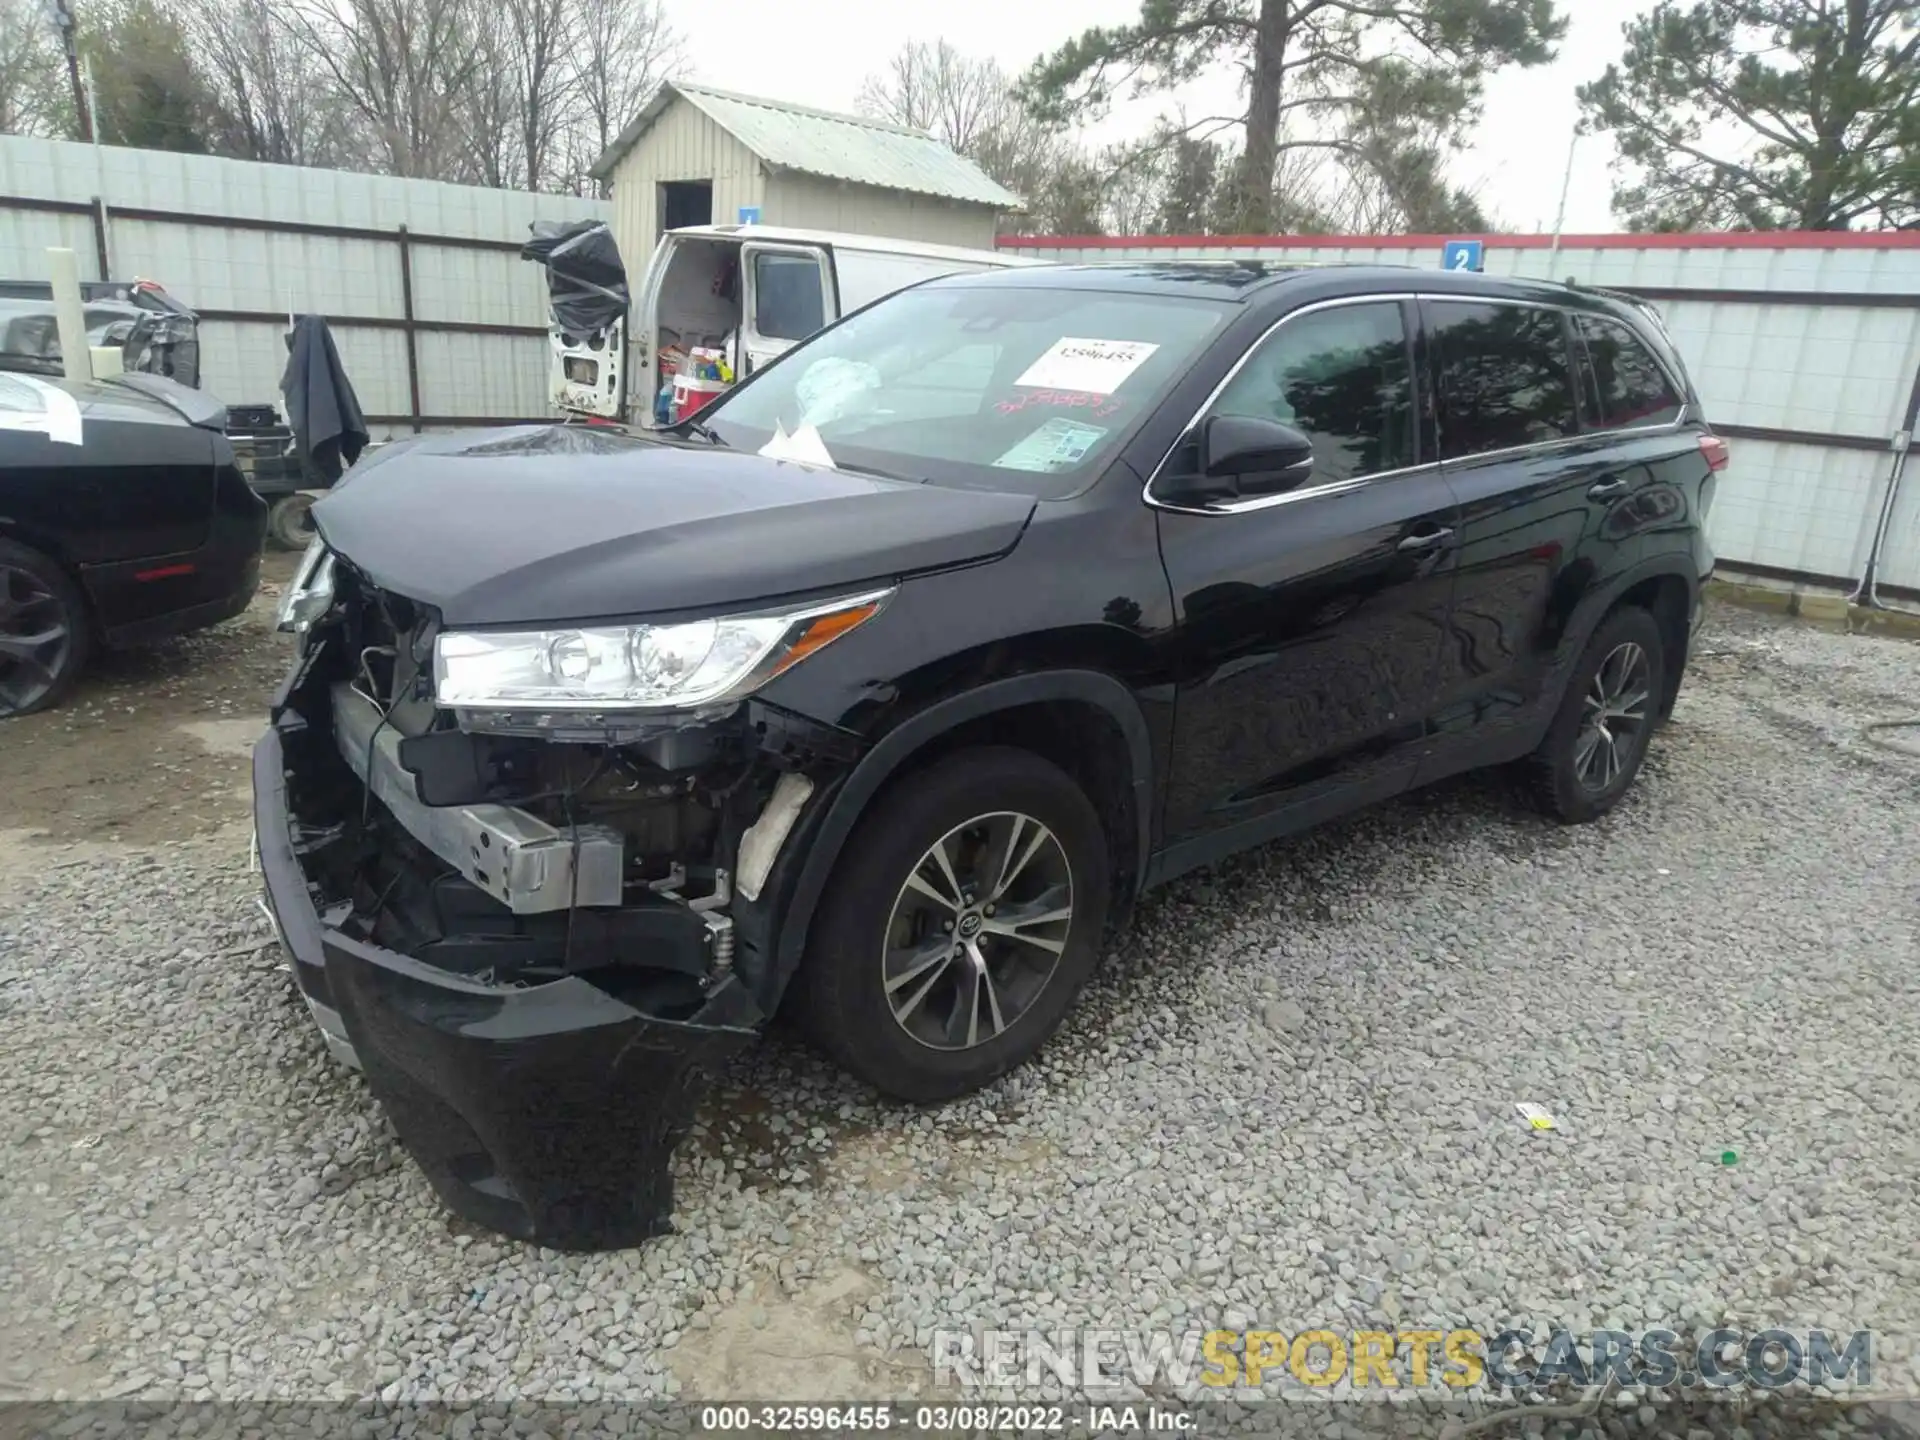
(992, 418, 1108, 474)
(1013, 338, 1159, 394)
(0, 372, 83, 445)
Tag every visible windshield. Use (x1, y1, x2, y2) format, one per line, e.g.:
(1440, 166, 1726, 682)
(700, 283, 1231, 497)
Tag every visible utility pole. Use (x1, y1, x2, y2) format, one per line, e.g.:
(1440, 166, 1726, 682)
(47, 0, 94, 142)
(1544, 125, 1578, 280)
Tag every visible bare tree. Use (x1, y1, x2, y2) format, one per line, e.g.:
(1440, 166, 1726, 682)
(505, 0, 574, 192)
(461, 7, 521, 186)
(856, 40, 1008, 154)
(568, 0, 682, 192)
(0, 0, 72, 136)
(186, 0, 354, 165)
(2, 0, 680, 192)
(1099, 141, 1169, 235)
(287, 0, 485, 179)
(860, 39, 1103, 226)
(457, 0, 579, 191)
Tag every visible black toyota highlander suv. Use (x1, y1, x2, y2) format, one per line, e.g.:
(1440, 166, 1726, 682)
(255, 263, 1721, 1249)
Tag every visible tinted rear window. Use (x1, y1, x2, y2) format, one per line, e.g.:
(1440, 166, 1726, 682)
(1578, 313, 1684, 429)
(1430, 301, 1578, 460)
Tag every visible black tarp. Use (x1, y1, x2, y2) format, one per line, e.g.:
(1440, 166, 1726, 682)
(280, 315, 368, 484)
(521, 220, 630, 338)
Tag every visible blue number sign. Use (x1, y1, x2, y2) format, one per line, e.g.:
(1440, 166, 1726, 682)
(1441, 239, 1485, 272)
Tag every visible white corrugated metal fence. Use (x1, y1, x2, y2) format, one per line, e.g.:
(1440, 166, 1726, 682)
(1, 136, 613, 437)
(1005, 234, 1920, 604)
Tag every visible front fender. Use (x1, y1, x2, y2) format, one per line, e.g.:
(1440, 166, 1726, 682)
(744, 671, 1155, 1012)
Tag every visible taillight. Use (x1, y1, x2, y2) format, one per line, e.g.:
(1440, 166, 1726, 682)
(1699, 433, 1730, 471)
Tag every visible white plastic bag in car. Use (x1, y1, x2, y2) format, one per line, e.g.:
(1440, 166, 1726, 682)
(795, 358, 880, 428)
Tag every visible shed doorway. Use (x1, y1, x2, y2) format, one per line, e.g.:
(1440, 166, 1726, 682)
(659, 181, 713, 237)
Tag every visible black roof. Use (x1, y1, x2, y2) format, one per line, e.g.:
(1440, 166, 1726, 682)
(935, 260, 1634, 315)
(940, 261, 1312, 299)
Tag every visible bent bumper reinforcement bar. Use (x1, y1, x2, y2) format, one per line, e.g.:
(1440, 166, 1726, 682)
(330, 682, 625, 914)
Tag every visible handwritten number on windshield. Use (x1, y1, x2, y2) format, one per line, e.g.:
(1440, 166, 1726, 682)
(995, 389, 1123, 419)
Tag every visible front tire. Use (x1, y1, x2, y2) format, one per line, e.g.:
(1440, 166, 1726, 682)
(1526, 605, 1666, 822)
(0, 538, 90, 719)
(796, 746, 1111, 1103)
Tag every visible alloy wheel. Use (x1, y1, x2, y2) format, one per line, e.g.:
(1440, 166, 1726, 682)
(882, 811, 1074, 1052)
(1575, 640, 1651, 792)
(0, 563, 74, 716)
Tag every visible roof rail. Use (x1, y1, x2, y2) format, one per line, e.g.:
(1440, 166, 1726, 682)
(1067, 256, 1343, 269)
(1562, 279, 1680, 347)
(1564, 278, 1661, 311)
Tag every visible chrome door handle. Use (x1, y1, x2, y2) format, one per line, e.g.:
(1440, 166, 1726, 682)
(1587, 477, 1630, 499)
(1398, 527, 1454, 552)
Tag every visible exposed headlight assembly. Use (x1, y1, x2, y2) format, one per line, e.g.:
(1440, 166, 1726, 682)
(276, 538, 337, 633)
(432, 588, 891, 720)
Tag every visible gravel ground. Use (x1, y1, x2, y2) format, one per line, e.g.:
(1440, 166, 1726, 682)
(2, 602, 1918, 1435)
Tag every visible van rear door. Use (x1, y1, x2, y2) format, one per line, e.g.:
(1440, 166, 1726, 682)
(631, 232, 677, 420)
(740, 243, 834, 378)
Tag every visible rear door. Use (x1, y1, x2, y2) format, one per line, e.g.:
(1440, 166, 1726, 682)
(1571, 310, 1696, 541)
(741, 243, 833, 379)
(1155, 296, 1461, 849)
(1417, 297, 1657, 776)
(631, 233, 685, 419)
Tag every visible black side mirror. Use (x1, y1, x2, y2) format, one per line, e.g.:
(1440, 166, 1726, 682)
(1155, 415, 1318, 508)
(1202, 414, 1316, 497)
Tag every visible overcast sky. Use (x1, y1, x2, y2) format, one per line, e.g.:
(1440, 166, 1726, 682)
(664, 0, 1663, 235)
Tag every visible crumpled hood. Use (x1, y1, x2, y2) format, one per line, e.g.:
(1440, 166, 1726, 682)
(310, 426, 1036, 625)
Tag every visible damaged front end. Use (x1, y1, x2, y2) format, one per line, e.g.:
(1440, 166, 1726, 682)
(252, 551, 861, 1250)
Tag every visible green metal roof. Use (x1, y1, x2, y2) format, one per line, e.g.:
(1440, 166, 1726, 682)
(590, 81, 1021, 210)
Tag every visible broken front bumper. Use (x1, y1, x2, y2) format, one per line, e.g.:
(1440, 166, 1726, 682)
(251, 724, 762, 1250)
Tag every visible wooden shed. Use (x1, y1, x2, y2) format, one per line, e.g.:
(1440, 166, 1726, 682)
(589, 81, 1019, 267)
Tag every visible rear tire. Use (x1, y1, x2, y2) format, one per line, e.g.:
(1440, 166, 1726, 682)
(1526, 605, 1666, 823)
(795, 746, 1111, 1103)
(0, 538, 90, 719)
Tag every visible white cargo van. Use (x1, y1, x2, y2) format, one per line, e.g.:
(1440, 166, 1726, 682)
(550, 224, 1033, 423)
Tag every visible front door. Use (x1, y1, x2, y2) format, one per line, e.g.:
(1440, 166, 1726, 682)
(741, 244, 833, 379)
(1155, 297, 1461, 849)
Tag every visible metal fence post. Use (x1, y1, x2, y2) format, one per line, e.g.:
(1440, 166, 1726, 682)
(89, 197, 110, 280)
(397, 224, 423, 433)
(1850, 361, 1920, 608)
